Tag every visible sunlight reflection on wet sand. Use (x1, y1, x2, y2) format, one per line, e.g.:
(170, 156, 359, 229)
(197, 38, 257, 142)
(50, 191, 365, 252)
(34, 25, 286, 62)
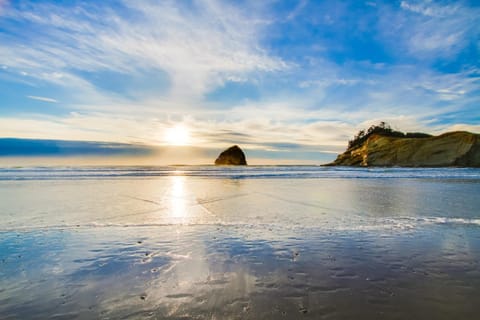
(1, 175, 480, 319)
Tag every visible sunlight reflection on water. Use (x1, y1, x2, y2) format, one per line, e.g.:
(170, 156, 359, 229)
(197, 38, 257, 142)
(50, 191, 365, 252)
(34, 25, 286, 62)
(1, 170, 480, 319)
(168, 176, 187, 220)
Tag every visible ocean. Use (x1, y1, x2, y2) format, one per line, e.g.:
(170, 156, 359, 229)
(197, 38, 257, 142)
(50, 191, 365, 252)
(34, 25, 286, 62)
(1, 166, 480, 319)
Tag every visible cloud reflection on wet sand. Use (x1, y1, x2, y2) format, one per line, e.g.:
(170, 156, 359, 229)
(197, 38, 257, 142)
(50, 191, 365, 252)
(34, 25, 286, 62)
(1, 224, 480, 319)
(1, 174, 480, 318)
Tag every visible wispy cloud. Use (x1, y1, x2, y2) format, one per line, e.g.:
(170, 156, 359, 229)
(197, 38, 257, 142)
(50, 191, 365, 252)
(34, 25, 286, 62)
(400, 1, 457, 17)
(27, 95, 57, 103)
(286, 0, 308, 21)
(382, 0, 479, 59)
(1, 0, 285, 100)
(0, 0, 478, 163)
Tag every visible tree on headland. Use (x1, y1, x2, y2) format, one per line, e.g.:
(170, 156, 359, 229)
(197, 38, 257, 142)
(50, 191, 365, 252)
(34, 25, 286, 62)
(347, 122, 431, 150)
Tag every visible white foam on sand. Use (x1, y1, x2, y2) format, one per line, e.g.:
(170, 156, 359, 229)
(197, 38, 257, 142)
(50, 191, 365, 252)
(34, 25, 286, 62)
(2, 216, 479, 233)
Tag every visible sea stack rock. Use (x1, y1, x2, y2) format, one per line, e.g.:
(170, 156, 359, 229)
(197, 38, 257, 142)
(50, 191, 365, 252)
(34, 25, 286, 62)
(215, 145, 247, 165)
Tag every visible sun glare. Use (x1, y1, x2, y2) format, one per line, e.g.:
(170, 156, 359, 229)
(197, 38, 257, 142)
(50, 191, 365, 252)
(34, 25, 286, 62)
(164, 125, 190, 146)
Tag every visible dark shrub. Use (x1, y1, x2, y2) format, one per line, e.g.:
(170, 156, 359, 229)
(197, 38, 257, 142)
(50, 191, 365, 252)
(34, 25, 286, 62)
(405, 132, 432, 138)
(347, 123, 429, 150)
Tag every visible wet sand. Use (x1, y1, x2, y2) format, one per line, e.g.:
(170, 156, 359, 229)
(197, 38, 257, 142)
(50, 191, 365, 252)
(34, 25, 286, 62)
(2, 225, 480, 319)
(1, 170, 480, 319)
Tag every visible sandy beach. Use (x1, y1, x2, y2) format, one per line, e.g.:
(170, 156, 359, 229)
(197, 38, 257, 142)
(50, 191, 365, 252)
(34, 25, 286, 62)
(1, 166, 480, 319)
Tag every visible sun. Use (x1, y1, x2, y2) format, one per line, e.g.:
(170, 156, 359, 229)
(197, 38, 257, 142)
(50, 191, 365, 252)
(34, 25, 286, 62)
(164, 125, 190, 146)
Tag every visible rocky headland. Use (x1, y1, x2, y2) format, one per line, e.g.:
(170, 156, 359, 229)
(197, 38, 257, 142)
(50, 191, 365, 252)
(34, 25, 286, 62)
(328, 126, 480, 167)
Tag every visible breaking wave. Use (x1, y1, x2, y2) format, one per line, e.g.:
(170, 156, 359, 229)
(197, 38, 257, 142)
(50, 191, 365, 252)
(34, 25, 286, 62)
(1, 166, 479, 180)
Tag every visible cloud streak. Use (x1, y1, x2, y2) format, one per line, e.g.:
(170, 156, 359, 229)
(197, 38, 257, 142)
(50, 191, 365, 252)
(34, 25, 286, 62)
(1, 0, 285, 99)
(0, 138, 152, 156)
(384, 0, 479, 59)
(27, 95, 58, 103)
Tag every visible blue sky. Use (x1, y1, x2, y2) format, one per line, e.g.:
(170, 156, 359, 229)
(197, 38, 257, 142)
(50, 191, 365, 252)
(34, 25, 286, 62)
(0, 0, 479, 164)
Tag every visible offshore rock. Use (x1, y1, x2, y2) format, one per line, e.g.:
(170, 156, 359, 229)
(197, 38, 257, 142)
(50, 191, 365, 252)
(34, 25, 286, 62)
(215, 145, 247, 165)
(328, 131, 480, 167)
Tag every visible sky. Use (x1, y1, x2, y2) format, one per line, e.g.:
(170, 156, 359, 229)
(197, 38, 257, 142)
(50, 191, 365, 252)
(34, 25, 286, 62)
(0, 0, 479, 164)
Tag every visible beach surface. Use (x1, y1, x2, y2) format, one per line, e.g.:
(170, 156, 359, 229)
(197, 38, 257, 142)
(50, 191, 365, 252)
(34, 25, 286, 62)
(1, 166, 480, 319)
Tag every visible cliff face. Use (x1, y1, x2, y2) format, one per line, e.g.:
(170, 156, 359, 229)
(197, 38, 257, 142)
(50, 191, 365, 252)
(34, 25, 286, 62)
(215, 145, 247, 165)
(329, 131, 480, 167)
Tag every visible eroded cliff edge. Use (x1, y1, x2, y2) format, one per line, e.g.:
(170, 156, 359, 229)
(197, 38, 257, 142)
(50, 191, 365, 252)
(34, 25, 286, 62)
(328, 131, 480, 167)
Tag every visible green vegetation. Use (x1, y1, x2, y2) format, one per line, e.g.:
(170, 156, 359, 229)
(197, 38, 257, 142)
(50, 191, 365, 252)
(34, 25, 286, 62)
(348, 122, 432, 150)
